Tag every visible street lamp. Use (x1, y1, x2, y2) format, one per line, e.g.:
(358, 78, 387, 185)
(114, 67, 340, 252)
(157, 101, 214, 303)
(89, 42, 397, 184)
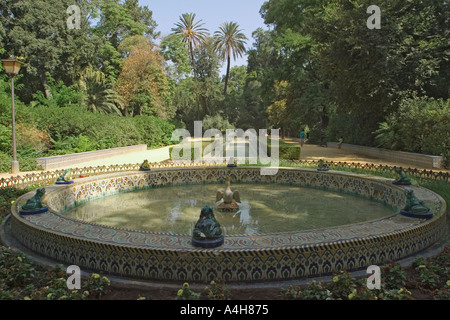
(1, 56, 22, 174)
(317, 105, 324, 147)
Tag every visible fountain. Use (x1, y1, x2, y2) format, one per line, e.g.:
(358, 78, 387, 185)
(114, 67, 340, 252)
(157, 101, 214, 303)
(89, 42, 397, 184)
(2, 166, 447, 284)
(216, 177, 240, 212)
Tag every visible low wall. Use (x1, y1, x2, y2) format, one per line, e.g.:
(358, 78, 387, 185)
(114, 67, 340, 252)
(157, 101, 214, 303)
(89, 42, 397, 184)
(35, 145, 148, 170)
(327, 142, 445, 169)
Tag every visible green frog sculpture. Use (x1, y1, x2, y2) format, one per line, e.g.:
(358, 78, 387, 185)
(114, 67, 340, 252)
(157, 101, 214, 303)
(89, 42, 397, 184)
(393, 167, 412, 186)
(317, 159, 329, 171)
(140, 160, 151, 171)
(400, 189, 433, 219)
(20, 188, 48, 215)
(56, 169, 74, 185)
(192, 206, 224, 248)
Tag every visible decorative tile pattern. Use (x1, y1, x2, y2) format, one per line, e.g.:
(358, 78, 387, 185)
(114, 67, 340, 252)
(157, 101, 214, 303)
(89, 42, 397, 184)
(9, 167, 447, 283)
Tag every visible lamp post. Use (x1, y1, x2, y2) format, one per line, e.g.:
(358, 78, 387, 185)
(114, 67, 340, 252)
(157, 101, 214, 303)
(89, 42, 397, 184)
(1, 56, 22, 174)
(317, 105, 324, 147)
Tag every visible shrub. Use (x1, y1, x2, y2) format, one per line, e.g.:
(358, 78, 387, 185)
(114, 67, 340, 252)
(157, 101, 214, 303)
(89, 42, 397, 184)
(204, 281, 231, 300)
(382, 262, 407, 289)
(375, 95, 450, 168)
(176, 283, 201, 300)
(16, 105, 175, 153)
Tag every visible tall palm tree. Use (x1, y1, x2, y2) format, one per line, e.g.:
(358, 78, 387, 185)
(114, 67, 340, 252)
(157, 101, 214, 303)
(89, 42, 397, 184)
(213, 22, 248, 95)
(171, 13, 209, 77)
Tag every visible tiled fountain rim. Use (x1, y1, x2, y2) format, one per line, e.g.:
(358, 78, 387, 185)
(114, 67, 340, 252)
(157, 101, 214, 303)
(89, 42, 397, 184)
(11, 167, 446, 252)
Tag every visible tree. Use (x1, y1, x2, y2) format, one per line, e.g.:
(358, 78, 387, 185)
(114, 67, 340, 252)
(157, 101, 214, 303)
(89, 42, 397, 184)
(171, 13, 209, 78)
(192, 37, 223, 120)
(1, 0, 100, 102)
(116, 36, 173, 118)
(79, 67, 123, 115)
(222, 65, 247, 127)
(213, 22, 248, 95)
(123, 0, 159, 39)
(267, 81, 290, 138)
(160, 34, 192, 82)
(93, 0, 153, 49)
(259, 0, 449, 146)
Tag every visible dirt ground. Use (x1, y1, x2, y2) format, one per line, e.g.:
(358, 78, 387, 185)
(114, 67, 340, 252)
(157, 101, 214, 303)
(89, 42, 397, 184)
(285, 139, 441, 170)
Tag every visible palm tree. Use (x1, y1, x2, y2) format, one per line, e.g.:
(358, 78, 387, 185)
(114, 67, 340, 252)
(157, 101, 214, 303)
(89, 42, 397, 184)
(171, 13, 209, 77)
(79, 67, 124, 115)
(213, 22, 248, 95)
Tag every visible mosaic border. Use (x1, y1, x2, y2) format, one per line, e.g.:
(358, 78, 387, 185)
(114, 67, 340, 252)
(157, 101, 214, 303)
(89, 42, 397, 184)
(8, 167, 447, 283)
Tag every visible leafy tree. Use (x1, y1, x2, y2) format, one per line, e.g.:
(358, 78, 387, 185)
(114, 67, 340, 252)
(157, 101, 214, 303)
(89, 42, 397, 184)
(116, 36, 173, 118)
(171, 13, 210, 78)
(192, 37, 223, 119)
(260, 0, 449, 145)
(222, 65, 247, 127)
(213, 22, 248, 95)
(160, 34, 192, 81)
(123, 0, 159, 39)
(1, 0, 100, 102)
(267, 80, 290, 138)
(31, 74, 84, 108)
(375, 94, 450, 167)
(93, 0, 150, 49)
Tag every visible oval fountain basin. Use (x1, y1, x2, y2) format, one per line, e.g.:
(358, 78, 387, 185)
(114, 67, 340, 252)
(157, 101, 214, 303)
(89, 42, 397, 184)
(62, 184, 396, 235)
(6, 167, 446, 283)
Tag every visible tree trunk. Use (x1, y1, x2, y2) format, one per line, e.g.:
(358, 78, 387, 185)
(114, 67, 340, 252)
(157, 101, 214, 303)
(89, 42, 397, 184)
(40, 71, 53, 99)
(223, 55, 231, 95)
(189, 41, 197, 80)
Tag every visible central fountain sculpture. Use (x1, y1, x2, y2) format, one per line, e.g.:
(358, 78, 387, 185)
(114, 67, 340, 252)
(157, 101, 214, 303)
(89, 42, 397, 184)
(216, 177, 241, 212)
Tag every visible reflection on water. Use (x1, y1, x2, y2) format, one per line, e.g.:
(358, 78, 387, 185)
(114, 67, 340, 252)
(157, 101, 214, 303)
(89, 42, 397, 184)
(63, 184, 395, 235)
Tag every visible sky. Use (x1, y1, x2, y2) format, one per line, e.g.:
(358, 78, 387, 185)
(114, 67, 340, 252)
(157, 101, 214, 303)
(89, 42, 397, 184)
(139, 0, 270, 74)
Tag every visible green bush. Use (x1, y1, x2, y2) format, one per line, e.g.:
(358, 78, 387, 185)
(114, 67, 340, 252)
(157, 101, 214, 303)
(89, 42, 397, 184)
(0, 152, 42, 173)
(16, 105, 175, 153)
(0, 246, 110, 300)
(266, 140, 301, 161)
(375, 95, 450, 168)
(326, 112, 377, 146)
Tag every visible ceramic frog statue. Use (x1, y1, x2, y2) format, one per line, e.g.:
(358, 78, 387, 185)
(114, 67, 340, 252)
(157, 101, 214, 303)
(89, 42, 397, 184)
(22, 188, 46, 211)
(193, 206, 223, 241)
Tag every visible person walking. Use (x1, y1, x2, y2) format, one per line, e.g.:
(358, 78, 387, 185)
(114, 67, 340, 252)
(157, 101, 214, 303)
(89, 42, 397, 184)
(338, 136, 344, 149)
(300, 129, 306, 147)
